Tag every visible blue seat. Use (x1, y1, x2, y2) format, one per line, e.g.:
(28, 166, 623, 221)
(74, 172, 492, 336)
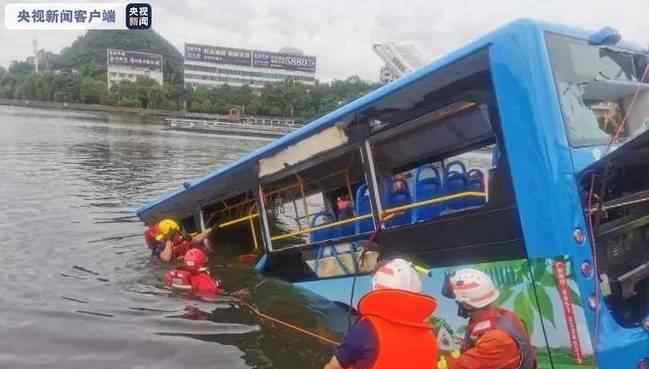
(384, 177, 413, 227)
(338, 221, 355, 238)
(466, 169, 486, 207)
(354, 184, 374, 234)
(445, 161, 469, 211)
(310, 211, 337, 243)
(492, 146, 501, 168)
(414, 165, 444, 222)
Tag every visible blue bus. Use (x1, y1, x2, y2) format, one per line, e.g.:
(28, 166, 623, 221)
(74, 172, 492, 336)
(137, 19, 649, 369)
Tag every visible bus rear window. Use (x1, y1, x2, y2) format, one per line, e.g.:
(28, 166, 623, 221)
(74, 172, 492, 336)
(546, 33, 649, 147)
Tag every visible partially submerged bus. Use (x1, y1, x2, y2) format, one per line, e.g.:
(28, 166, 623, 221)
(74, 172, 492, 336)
(137, 19, 649, 369)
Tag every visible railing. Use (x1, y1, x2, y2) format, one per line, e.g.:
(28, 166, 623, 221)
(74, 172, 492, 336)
(269, 191, 487, 242)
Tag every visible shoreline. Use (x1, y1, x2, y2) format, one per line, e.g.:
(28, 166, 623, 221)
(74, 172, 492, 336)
(0, 98, 295, 126)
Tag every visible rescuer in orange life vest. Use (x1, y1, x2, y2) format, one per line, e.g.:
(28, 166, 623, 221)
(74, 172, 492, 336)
(440, 268, 537, 369)
(322, 258, 439, 369)
(144, 218, 211, 263)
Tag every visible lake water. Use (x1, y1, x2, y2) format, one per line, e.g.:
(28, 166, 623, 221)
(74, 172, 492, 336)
(0, 105, 347, 369)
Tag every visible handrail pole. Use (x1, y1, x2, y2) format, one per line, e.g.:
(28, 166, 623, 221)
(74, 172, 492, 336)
(296, 173, 310, 226)
(270, 191, 487, 241)
(248, 204, 259, 250)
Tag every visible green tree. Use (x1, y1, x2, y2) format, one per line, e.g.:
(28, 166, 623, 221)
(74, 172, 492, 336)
(79, 77, 106, 104)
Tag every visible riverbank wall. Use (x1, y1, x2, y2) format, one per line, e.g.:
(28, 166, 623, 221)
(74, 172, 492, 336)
(0, 98, 265, 125)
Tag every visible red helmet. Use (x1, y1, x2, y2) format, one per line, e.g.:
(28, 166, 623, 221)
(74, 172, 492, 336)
(184, 248, 207, 272)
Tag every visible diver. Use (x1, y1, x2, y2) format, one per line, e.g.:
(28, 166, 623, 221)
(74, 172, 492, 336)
(440, 268, 536, 369)
(164, 248, 221, 299)
(322, 258, 438, 369)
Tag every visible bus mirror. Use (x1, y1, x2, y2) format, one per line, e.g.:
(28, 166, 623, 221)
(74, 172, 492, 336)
(589, 27, 621, 46)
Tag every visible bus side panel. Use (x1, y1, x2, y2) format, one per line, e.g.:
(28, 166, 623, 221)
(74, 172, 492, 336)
(298, 258, 589, 369)
(529, 257, 596, 369)
(489, 26, 603, 365)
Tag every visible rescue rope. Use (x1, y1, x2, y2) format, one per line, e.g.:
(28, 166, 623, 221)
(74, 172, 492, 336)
(235, 299, 341, 346)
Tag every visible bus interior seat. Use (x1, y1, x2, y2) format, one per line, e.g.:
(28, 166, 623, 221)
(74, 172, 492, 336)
(337, 218, 356, 238)
(310, 211, 337, 242)
(384, 177, 413, 227)
(466, 168, 486, 207)
(354, 184, 374, 234)
(414, 165, 444, 222)
(445, 161, 469, 211)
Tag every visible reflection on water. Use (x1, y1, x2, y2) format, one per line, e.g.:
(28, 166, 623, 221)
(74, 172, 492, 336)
(0, 105, 346, 369)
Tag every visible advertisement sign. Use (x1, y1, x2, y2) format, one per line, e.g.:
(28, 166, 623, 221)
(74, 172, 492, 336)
(253, 50, 316, 73)
(301, 257, 596, 369)
(185, 44, 252, 66)
(107, 48, 162, 71)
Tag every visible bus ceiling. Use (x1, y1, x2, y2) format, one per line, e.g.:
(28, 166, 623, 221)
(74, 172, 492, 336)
(258, 48, 492, 184)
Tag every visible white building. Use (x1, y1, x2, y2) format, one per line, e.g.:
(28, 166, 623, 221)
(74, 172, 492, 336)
(373, 42, 426, 83)
(184, 44, 317, 88)
(107, 49, 163, 88)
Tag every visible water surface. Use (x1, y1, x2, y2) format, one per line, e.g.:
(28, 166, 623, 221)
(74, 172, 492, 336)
(0, 105, 343, 369)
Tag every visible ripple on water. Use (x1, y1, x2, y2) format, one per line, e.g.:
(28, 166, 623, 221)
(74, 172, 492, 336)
(1, 106, 344, 369)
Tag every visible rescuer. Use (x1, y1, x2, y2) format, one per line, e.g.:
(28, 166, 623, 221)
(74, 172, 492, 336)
(440, 268, 537, 369)
(322, 258, 439, 369)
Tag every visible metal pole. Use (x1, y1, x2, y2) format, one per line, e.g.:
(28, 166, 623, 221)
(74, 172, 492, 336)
(361, 141, 383, 228)
(258, 185, 274, 252)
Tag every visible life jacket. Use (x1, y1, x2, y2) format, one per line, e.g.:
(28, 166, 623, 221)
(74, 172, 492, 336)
(462, 308, 536, 369)
(164, 269, 192, 291)
(163, 267, 220, 297)
(350, 289, 438, 369)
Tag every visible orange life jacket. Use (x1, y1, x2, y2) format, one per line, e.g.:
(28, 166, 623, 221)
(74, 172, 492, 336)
(462, 307, 536, 369)
(351, 289, 439, 369)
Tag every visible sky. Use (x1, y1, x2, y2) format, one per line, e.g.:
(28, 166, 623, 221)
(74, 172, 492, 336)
(0, 0, 648, 82)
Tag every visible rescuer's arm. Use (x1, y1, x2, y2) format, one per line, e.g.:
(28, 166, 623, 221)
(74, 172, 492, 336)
(159, 240, 174, 262)
(322, 356, 343, 369)
(191, 228, 212, 243)
(446, 330, 520, 369)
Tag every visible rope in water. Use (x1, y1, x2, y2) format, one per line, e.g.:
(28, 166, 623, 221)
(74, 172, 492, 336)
(235, 298, 341, 346)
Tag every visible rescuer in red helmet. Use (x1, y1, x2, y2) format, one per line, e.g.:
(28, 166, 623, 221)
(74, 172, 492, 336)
(164, 248, 221, 299)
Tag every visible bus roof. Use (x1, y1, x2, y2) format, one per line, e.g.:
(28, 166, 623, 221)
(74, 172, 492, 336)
(136, 18, 642, 223)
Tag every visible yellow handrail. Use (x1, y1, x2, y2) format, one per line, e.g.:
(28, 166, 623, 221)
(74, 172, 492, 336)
(269, 191, 487, 241)
(382, 191, 486, 215)
(218, 213, 259, 228)
(271, 214, 373, 241)
(248, 206, 259, 250)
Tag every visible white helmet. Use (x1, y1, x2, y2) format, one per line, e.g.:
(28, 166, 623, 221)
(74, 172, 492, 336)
(449, 268, 499, 309)
(372, 258, 422, 293)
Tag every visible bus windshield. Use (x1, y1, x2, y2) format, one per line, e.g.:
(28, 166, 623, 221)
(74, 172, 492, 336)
(546, 33, 649, 147)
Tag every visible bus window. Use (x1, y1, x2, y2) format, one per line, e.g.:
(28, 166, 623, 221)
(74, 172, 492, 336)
(546, 33, 649, 146)
(201, 191, 264, 259)
(370, 102, 496, 229)
(262, 148, 368, 251)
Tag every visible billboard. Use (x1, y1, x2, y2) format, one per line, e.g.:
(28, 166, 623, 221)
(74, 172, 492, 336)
(184, 43, 317, 73)
(107, 49, 162, 71)
(252, 51, 316, 73)
(185, 44, 252, 66)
